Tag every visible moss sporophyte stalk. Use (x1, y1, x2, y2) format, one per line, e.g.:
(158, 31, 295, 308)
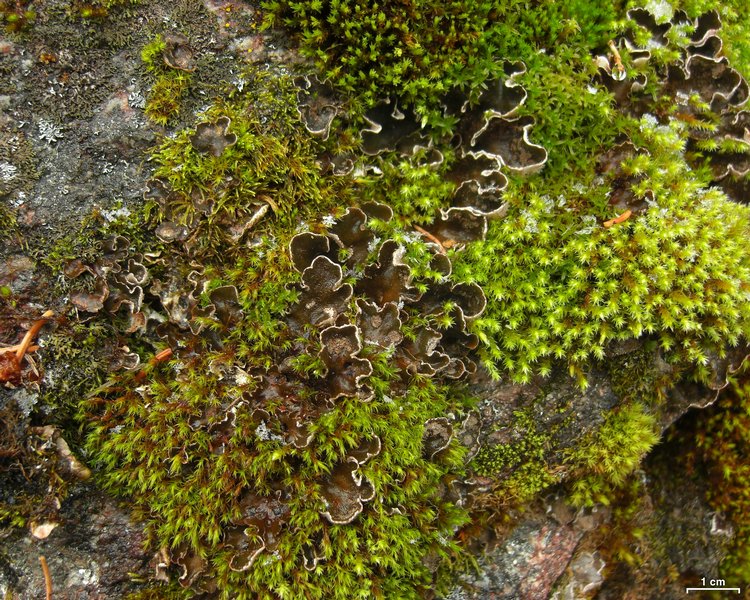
(10, 0, 746, 597)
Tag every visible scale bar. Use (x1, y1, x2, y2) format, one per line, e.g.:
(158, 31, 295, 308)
(686, 588, 741, 593)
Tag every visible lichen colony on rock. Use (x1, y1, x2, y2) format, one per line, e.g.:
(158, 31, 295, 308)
(82, 191, 485, 596)
(6, 0, 750, 598)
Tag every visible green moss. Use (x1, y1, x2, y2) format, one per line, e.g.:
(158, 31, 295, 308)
(0, 505, 28, 528)
(679, 370, 750, 581)
(38, 322, 111, 417)
(145, 71, 191, 126)
(124, 583, 191, 600)
(326, 1, 750, 387)
(261, 0, 500, 119)
(588, 475, 655, 571)
(80, 95, 477, 595)
(148, 68, 354, 257)
(455, 113, 750, 384)
(82, 328, 474, 598)
(0, 418, 78, 529)
(565, 403, 659, 507)
(0, 0, 35, 32)
(140, 35, 192, 126)
(469, 404, 561, 508)
(357, 149, 456, 229)
(262, 0, 621, 124)
(510, 50, 623, 181)
(141, 34, 167, 68)
(0, 202, 17, 242)
(69, 0, 141, 19)
(645, 0, 750, 77)
(44, 2, 750, 595)
(607, 342, 677, 408)
(33, 201, 153, 279)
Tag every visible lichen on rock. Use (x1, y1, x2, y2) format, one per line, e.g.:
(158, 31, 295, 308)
(5, 0, 750, 598)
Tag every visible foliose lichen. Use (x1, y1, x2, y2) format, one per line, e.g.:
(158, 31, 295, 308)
(81, 205, 483, 598)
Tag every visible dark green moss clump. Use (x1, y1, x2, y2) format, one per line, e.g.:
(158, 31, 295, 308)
(679, 371, 750, 581)
(261, 0, 500, 117)
(565, 403, 659, 507)
(262, 0, 621, 124)
(607, 342, 676, 407)
(141, 35, 192, 126)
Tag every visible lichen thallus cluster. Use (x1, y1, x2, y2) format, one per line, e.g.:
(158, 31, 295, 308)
(78, 66, 514, 598)
(83, 209, 480, 598)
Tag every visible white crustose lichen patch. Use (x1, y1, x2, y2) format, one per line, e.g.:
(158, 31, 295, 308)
(0, 162, 17, 182)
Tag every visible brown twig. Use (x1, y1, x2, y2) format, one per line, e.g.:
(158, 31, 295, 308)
(39, 555, 52, 600)
(413, 225, 447, 253)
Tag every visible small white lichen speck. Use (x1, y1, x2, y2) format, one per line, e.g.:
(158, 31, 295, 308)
(0, 162, 17, 182)
(101, 207, 132, 222)
(645, 0, 674, 24)
(322, 214, 336, 227)
(14, 389, 38, 417)
(576, 214, 598, 236)
(38, 120, 63, 144)
(640, 114, 659, 131)
(401, 231, 420, 244)
(128, 90, 146, 109)
(255, 421, 285, 443)
(521, 210, 539, 234)
(234, 370, 252, 386)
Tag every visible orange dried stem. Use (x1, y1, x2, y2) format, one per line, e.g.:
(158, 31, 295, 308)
(0, 344, 38, 355)
(608, 40, 625, 75)
(152, 348, 173, 364)
(15, 310, 54, 361)
(135, 348, 173, 382)
(39, 555, 52, 600)
(413, 225, 447, 253)
(604, 209, 632, 228)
